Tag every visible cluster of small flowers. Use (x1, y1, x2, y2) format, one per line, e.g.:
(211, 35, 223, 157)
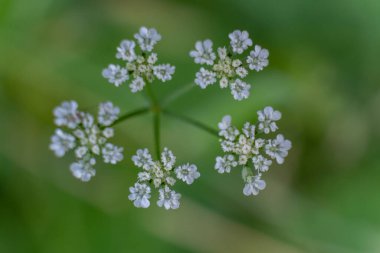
(189, 30, 269, 101)
(215, 106, 291, 196)
(50, 101, 124, 181)
(102, 27, 175, 93)
(129, 148, 200, 209)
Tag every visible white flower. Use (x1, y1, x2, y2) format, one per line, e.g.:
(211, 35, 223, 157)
(132, 148, 153, 170)
(239, 155, 248, 165)
(129, 147, 201, 209)
(129, 77, 146, 93)
(218, 115, 231, 130)
(136, 56, 145, 64)
(161, 148, 176, 170)
(237, 135, 252, 155)
(138, 171, 151, 181)
(217, 47, 227, 59)
(243, 175, 266, 196)
(252, 138, 265, 154)
(252, 155, 272, 172)
(137, 64, 148, 74)
(175, 163, 200, 184)
(104, 27, 176, 90)
(232, 59, 242, 68)
(50, 129, 76, 157)
(98, 102, 120, 126)
(116, 40, 136, 62)
(247, 45, 269, 71)
(153, 178, 162, 188)
(91, 145, 100, 155)
(157, 186, 181, 210)
(229, 30, 252, 54)
(147, 53, 158, 64)
(219, 76, 229, 88)
(190, 39, 216, 65)
(215, 109, 291, 196)
(75, 146, 88, 159)
(220, 128, 240, 142)
(129, 183, 151, 208)
(70, 159, 96, 182)
(218, 116, 240, 141)
(242, 122, 255, 139)
(102, 64, 129, 87)
(134, 27, 161, 52)
(53, 101, 80, 129)
(102, 143, 123, 164)
(220, 140, 235, 152)
(153, 64, 175, 82)
(189, 30, 270, 100)
(221, 127, 240, 141)
(265, 134, 292, 164)
(257, 106, 281, 134)
(81, 112, 95, 129)
(195, 67, 217, 88)
(51, 101, 123, 182)
(236, 66, 248, 78)
(165, 176, 176, 186)
(230, 79, 250, 101)
(215, 155, 237, 173)
(73, 129, 85, 139)
(102, 128, 114, 138)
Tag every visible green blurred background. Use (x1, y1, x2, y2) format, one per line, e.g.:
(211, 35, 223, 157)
(1, 0, 380, 252)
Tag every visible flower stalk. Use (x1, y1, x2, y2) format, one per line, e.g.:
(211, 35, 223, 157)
(163, 109, 219, 137)
(145, 82, 161, 159)
(109, 107, 149, 127)
(161, 82, 195, 108)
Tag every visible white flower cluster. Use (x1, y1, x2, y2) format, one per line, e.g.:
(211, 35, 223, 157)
(50, 101, 124, 182)
(129, 148, 200, 209)
(215, 106, 291, 196)
(102, 27, 175, 93)
(190, 30, 269, 101)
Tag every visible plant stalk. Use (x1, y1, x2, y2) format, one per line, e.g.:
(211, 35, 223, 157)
(163, 110, 219, 137)
(108, 107, 149, 128)
(161, 82, 195, 108)
(146, 82, 161, 159)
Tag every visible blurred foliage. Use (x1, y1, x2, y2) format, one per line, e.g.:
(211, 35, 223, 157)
(1, 0, 380, 252)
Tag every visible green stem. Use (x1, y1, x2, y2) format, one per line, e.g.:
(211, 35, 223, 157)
(145, 82, 161, 159)
(163, 110, 219, 137)
(145, 81, 159, 107)
(153, 112, 161, 159)
(161, 82, 195, 108)
(108, 107, 149, 128)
